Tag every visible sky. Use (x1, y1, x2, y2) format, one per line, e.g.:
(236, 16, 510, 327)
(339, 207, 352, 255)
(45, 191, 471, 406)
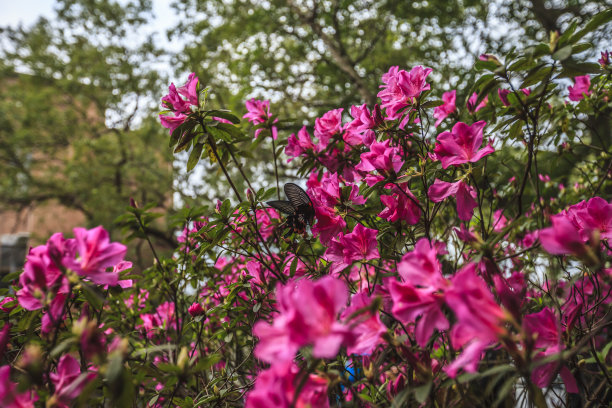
(0, 0, 177, 47)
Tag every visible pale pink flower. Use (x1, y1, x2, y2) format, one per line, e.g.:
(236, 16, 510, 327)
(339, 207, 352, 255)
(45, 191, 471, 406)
(433, 90, 456, 127)
(432, 121, 494, 169)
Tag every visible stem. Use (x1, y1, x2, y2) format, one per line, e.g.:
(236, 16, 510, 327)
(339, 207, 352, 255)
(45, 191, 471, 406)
(271, 135, 280, 199)
(208, 136, 243, 202)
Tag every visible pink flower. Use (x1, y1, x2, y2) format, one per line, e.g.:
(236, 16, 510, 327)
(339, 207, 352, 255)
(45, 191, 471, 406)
(444, 263, 506, 377)
(17, 241, 69, 311)
(0, 365, 37, 408)
(492, 209, 508, 232)
(340, 224, 379, 264)
(379, 183, 421, 224)
(253, 276, 355, 362)
(355, 139, 404, 175)
(188, 302, 205, 317)
(428, 179, 477, 221)
(314, 108, 343, 148)
(568, 75, 591, 101)
(286, 126, 316, 162)
(0, 297, 16, 313)
(341, 291, 387, 355)
(466, 92, 488, 113)
(243, 99, 278, 139)
(50, 355, 96, 407)
(390, 239, 449, 347)
(161, 83, 190, 113)
(68, 226, 127, 286)
(378, 66, 432, 119)
(177, 72, 199, 106)
(523, 308, 578, 393)
(599, 50, 610, 67)
(433, 90, 456, 127)
(246, 361, 329, 408)
(0, 325, 10, 363)
(41, 293, 68, 335)
(312, 205, 347, 246)
(432, 121, 494, 169)
(568, 196, 612, 240)
(539, 214, 586, 256)
(498, 89, 511, 107)
(345, 104, 382, 144)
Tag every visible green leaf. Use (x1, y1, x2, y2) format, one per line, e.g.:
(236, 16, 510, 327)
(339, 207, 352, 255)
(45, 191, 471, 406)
(520, 65, 552, 88)
(571, 9, 612, 43)
(552, 45, 572, 61)
(217, 122, 244, 139)
(187, 143, 203, 171)
(414, 381, 432, 404)
(206, 109, 241, 124)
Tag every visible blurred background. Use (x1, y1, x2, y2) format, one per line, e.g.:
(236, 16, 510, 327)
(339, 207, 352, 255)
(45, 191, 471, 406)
(0, 0, 609, 271)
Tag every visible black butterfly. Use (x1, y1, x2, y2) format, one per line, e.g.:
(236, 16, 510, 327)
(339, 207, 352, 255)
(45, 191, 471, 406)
(267, 183, 315, 237)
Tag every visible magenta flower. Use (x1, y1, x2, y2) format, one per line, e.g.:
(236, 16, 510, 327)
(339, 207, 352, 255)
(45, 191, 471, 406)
(568, 75, 592, 101)
(539, 214, 586, 256)
(432, 121, 494, 169)
(41, 293, 68, 335)
(433, 90, 456, 127)
(161, 83, 190, 113)
(253, 276, 356, 363)
(246, 361, 329, 408)
(567, 196, 612, 241)
(285, 126, 316, 162)
(50, 355, 96, 407)
(67, 226, 127, 286)
(188, 302, 205, 317)
(314, 108, 343, 148)
(379, 183, 421, 224)
(444, 263, 506, 377)
(345, 104, 383, 144)
(341, 291, 387, 355)
(340, 224, 379, 264)
(523, 308, 578, 393)
(466, 92, 488, 113)
(390, 239, 449, 347)
(17, 241, 69, 311)
(498, 89, 511, 107)
(355, 139, 404, 175)
(243, 99, 278, 139)
(378, 66, 432, 119)
(0, 365, 37, 408)
(312, 205, 347, 246)
(599, 50, 610, 67)
(428, 179, 477, 221)
(177, 72, 199, 106)
(159, 112, 188, 134)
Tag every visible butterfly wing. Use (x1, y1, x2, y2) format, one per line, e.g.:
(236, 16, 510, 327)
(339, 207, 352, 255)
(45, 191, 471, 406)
(284, 183, 315, 225)
(266, 200, 296, 215)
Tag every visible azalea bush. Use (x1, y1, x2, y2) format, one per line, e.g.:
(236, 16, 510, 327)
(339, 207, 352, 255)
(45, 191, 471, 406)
(1, 11, 612, 408)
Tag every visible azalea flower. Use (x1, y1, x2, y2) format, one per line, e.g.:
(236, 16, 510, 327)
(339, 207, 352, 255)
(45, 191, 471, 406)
(379, 183, 421, 224)
(466, 92, 488, 113)
(246, 361, 329, 408)
(0, 365, 37, 408)
(355, 139, 404, 175)
(341, 290, 387, 355)
(432, 120, 494, 169)
(433, 90, 456, 127)
(378, 66, 432, 120)
(243, 99, 278, 139)
(253, 276, 356, 362)
(428, 179, 477, 221)
(285, 126, 316, 161)
(67, 226, 127, 286)
(314, 108, 343, 148)
(49, 355, 96, 408)
(568, 75, 591, 101)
